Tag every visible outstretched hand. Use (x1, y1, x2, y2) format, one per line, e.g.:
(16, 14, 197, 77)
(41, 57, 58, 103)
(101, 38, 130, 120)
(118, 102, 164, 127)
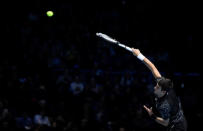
(143, 105, 153, 116)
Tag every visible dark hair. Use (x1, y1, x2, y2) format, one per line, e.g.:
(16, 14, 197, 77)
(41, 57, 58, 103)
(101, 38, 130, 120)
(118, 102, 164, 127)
(157, 77, 173, 92)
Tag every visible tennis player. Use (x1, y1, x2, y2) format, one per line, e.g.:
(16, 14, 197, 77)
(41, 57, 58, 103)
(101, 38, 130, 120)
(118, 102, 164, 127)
(131, 48, 187, 131)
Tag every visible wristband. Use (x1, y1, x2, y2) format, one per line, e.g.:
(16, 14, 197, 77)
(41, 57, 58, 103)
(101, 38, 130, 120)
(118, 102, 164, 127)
(137, 53, 145, 61)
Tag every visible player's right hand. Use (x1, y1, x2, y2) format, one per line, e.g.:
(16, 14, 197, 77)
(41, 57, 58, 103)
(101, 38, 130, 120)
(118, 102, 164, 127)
(131, 48, 141, 56)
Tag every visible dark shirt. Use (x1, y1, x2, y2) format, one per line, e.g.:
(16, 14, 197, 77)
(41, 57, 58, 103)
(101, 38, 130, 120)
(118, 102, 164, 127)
(154, 77, 187, 130)
(155, 89, 183, 121)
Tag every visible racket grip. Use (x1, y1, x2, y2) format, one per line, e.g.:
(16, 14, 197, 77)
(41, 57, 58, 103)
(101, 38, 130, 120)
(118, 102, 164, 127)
(125, 47, 133, 52)
(118, 43, 132, 52)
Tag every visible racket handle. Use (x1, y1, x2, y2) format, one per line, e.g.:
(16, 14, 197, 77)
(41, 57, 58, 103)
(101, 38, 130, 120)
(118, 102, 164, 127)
(118, 43, 132, 52)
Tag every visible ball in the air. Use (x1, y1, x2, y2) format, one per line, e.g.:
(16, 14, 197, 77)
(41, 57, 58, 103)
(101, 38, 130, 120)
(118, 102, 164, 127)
(46, 11, 54, 17)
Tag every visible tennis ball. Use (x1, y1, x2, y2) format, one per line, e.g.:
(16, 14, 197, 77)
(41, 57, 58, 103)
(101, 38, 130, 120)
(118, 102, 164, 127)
(46, 11, 54, 17)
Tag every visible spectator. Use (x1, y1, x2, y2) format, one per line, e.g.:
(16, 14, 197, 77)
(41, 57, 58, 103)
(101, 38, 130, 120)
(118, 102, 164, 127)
(69, 76, 85, 95)
(16, 112, 33, 130)
(34, 110, 51, 127)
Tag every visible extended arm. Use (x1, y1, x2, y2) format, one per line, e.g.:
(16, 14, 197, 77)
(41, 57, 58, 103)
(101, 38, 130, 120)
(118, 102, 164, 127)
(131, 48, 161, 79)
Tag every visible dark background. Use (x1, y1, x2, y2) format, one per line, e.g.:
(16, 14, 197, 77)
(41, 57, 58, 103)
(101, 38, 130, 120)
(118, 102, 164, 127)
(1, 0, 200, 131)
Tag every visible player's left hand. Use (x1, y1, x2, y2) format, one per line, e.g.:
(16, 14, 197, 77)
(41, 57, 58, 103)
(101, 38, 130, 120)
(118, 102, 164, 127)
(143, 105, 153, 116)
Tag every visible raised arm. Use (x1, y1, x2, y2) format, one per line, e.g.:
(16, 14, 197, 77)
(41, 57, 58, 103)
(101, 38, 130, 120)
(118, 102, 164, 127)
(131, 48, 161, 79)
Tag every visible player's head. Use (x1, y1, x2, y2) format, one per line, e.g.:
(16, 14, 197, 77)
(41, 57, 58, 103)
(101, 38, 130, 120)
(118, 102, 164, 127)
(154, 77, 173, 97)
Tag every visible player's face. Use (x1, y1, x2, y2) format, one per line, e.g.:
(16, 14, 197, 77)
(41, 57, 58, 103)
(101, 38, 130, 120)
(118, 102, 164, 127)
(154, 83, 162, 96)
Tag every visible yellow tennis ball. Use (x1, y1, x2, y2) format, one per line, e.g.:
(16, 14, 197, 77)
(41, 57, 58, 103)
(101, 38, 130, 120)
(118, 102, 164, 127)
(46, 11, 54, 17)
